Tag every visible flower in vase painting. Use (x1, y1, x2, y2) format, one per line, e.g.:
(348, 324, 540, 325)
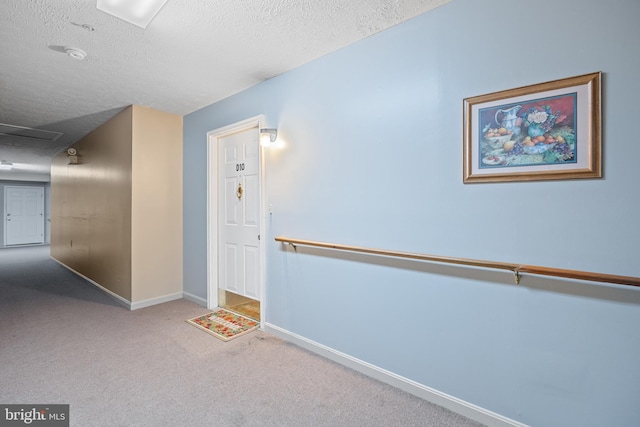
(528, 110, 548, 125)
(521, 105, 560, 137)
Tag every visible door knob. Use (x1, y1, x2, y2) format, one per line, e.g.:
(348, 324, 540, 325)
(236, 182, 243, 200)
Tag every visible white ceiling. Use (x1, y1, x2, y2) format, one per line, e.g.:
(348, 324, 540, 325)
(0, 0, 451, 180)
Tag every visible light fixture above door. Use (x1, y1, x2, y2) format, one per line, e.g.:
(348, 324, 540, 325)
(259, 128, 278, 147)
(97, 0, 169, 29)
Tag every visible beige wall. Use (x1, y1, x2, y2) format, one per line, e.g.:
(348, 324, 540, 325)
(51, 105, 183, 306)
(130, 105, 183, 303)
(51, 107, 133, 300)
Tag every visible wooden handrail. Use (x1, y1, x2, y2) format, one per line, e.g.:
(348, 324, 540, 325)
(516, 265, 640, 288)
(275, 236, 640, 288)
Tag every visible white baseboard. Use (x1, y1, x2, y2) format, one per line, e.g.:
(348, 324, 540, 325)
(182, 291, 207, 307)
(51, 257, 183, 311)
(51, 257, 131, 309)
(263, 323, 528, 427)
(130, 292, 183, 310)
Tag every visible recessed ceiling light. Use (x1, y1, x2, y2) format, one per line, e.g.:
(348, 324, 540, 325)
(97, 0, 169, 29)
(64, 47, 87, 60)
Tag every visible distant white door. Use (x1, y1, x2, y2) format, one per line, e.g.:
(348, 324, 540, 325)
(218, 127, 261, 300)
(4, 186, 45, 246)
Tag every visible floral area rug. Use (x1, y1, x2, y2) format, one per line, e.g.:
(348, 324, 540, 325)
(187, 308, 259, 341)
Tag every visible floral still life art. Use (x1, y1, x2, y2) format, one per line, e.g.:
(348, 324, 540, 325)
(479, 93, 576, 169)
(463, 72, 601, 183)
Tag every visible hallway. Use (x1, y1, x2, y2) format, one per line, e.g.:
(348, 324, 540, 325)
(0, 245, 483, 427)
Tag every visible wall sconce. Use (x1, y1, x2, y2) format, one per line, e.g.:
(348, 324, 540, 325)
(0, 160, 13, 171)
(260, 128, 278, 147)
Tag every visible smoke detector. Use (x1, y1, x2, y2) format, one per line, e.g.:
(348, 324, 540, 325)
(64, 47, 87, 60)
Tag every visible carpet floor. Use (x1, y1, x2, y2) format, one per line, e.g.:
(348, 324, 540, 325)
(0, 245, 485, 427)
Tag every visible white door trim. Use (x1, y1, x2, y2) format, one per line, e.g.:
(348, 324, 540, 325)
(206, 115, 267, 323)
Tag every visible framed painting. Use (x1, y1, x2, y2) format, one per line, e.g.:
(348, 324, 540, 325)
(463, 72, 601, 183)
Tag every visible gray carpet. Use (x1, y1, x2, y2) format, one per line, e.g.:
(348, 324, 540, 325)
(0, 245, 485, 427)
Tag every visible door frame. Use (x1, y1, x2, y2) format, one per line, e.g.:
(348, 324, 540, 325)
(4, 185, 45, 246)
(206, 115, 267, 323)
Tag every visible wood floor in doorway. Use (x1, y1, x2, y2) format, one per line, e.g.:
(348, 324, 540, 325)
(227, 300, 260, 321)
(221, 290, 260, 321)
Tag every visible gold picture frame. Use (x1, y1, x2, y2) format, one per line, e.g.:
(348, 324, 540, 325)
(463, 72, 601, 183)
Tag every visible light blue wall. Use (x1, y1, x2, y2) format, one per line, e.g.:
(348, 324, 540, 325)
(184, 0, 640, 425)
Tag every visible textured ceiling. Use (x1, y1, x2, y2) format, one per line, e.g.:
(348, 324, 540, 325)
(0, 0, 451, 180)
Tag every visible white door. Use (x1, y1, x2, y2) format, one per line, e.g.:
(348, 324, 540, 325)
(4, 186, 45, 246)
(218, 127, 261, 300)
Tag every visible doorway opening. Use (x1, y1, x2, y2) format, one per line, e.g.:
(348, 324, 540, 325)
(219, 290, 260, 321)
(4, 185, 45, 247)
(206, 115, 267, 325)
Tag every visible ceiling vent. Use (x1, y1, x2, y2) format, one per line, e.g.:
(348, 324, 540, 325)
(0, 123, 63, 142)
